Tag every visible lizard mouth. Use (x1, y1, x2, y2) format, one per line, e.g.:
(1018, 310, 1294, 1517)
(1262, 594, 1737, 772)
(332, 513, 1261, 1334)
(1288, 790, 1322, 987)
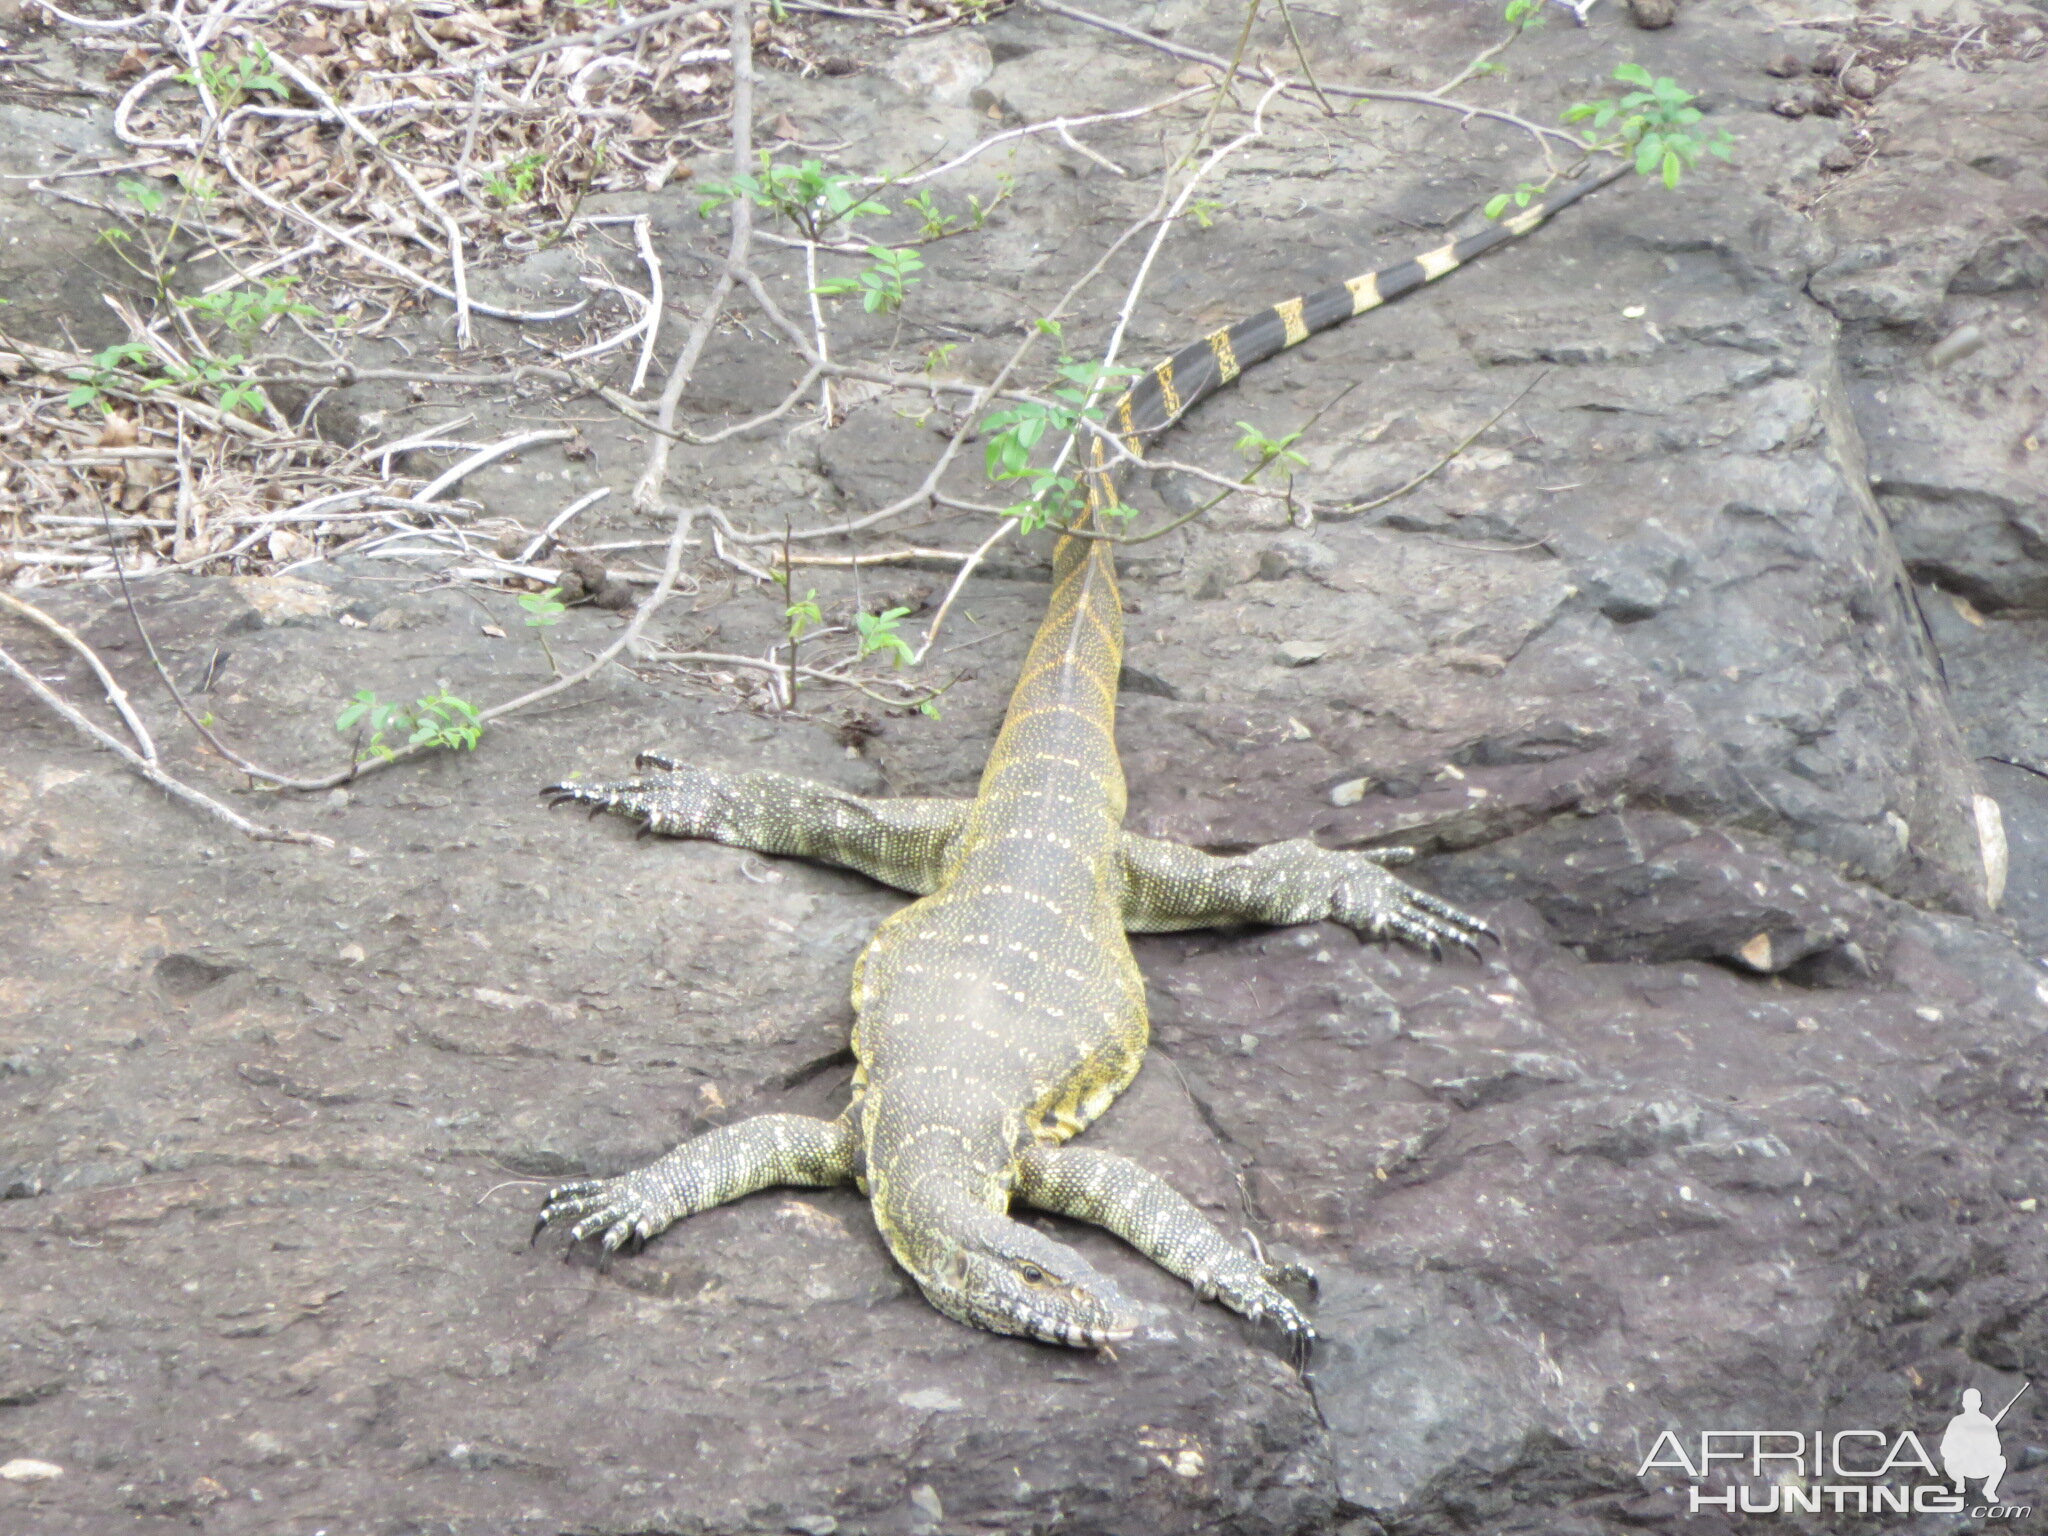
(1003, 1300, 1137, 1351)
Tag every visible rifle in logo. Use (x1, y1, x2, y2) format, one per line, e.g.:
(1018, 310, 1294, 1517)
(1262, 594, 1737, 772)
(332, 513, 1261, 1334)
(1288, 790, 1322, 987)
(1939, 1382, 2030, 1502)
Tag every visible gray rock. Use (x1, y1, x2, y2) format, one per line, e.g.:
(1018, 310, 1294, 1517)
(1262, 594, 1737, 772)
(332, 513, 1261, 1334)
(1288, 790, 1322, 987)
(6, 14, 2048, 1536)
(1276, 640, 1328, 667)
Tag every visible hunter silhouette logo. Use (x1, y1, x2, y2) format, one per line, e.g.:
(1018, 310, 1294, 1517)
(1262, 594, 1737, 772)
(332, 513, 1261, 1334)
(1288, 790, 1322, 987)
(1639, 1381, 2034, 1519)
(1941, 1383, 2029, 1503)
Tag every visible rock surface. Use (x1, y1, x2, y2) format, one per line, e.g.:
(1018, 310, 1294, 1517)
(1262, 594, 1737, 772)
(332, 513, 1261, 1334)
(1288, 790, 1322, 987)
(3, 3, 2047, 1534)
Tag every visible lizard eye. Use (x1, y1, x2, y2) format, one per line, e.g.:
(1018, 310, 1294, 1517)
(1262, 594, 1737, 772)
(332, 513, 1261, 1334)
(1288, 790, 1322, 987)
(1019, 1263, 1046, 1284)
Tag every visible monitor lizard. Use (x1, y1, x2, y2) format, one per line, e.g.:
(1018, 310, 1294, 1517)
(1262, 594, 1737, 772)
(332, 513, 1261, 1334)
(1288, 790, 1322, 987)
(535, 162, 1626, 1352)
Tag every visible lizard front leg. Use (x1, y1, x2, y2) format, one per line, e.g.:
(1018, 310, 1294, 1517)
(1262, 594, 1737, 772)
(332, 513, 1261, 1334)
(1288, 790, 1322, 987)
(535, 1111, 857, 1256)
(1015, 1144, 1314, 1348)
(1118, 833, 1493, 955)
(546, 757, 967, 895)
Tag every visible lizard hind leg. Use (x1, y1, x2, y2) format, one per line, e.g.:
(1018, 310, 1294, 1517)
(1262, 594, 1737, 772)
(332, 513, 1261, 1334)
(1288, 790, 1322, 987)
(534, 1112, 857, 1257)
(1015, 1143, 1314, 1350)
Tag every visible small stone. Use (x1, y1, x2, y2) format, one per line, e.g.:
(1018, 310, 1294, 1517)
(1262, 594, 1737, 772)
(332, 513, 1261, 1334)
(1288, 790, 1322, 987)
(909, 1484, 944, 1520)
(0, 1459, 64, 1482)
(1763, 53, 1805, 78)
(1328, 777, 1370, 807)
(882, 34, 992, 105)
(1770, 87, 1812, 119)
(1839, 64, 1879, 100)
(1818, 142, 1859, 173)
(1809, 43, 1845, 75)
(788, 1519, 838, 1536)
(1257, 535, 1335, 581)
(1624, 0, 1677, 27)
(1275, 641, 1328, 668)
(1926, 324, 1987, 370)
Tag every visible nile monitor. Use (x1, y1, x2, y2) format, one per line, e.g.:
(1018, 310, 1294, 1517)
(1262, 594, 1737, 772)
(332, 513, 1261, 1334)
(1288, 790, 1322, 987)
(536, 163, 1625, 1352)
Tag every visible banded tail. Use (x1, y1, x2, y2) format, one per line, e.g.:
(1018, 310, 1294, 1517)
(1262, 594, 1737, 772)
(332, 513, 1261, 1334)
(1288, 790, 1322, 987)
(1102, 161, 1627, 461)
(993, 162, 1626, 797)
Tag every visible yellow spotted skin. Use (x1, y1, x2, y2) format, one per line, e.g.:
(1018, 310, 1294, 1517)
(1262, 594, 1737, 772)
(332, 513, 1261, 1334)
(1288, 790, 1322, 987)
(534, 165, 1625, 1352)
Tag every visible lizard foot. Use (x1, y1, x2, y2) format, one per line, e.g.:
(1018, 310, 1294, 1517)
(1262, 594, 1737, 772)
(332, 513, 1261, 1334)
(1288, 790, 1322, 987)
(1331, 861, 1496, 958)
(1213, 1267, 1317, 1357)
(541, 758, 719, 838)
(532, 1171, 682, 1258)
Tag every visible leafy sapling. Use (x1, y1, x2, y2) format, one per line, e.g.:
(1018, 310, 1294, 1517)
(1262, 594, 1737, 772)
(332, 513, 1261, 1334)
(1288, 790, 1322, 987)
(1235, 422, 1309, 478)
(856, 607, 916, 668)
(65, 341, 153, 413)
(780, 584, 822, 703)
(979, 330, 1144, 535)
(904, 189, 956, 239)
(335, 690, 484, 762)
(178, 43, 287, 108)
(697, 154, 888, 241)
(814, 245, 925, 314)
(178, 278, 319, 336)
(1484, 181, 1550, 219)
(1565, 64, 1734, 188)
(519, 585, 567, 674)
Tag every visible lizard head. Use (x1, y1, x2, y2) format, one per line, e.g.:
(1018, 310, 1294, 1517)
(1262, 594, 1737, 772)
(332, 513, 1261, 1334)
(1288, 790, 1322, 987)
(912, 1213, 1137, 1351)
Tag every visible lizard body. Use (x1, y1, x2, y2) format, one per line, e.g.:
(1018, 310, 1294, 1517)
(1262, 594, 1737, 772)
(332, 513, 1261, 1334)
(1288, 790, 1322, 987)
(536, 164, 1625, 1350)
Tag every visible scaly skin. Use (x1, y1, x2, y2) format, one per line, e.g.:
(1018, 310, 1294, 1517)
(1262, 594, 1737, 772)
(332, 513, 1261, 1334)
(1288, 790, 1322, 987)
(535, 165, 1625, 1351)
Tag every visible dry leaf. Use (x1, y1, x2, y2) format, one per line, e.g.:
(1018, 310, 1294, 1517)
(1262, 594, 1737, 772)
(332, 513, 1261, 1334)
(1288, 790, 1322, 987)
(98, 414, 139, 449)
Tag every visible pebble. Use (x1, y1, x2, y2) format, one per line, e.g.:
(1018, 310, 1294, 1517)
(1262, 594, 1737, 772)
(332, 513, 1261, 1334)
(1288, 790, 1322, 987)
(1839, 64, 1880, 100)
(1276, 641, 1328, 668)
(1763, 53, 1806, 78)
(1625, 0, 1677, 27)
(1927, 324, 1987, 370)
(1819, 142, 1860, 173)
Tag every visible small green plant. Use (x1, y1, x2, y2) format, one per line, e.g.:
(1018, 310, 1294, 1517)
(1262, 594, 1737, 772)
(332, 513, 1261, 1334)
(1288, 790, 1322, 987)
(64, 341, 152, 413)
(1504, 0, 1546, 29)
(178, 277, 319, 336)
(784, 587, 823, 641)
(335, 689, 483, 761)
(979, 328, 1144, 534)
(1235, 421, 1309, 478)
(519, 585, 568, 673)
(814, 245, 925, 314)
(922, 341, 960, 375)
(1188, 197, 1225, 229)
(904, 189, 956, 239)
(856, 607, 916, 668)
(1483, 179, 1550, 220)
(66, 339, 270, 418)
(161, 353, 267, 417)
(697, 153, 888, 241)
(1565, 64, 1734, 188)
(485, 152, 549, 206)
(117, 177, 169, 216)
(178, 43, 286, 108)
